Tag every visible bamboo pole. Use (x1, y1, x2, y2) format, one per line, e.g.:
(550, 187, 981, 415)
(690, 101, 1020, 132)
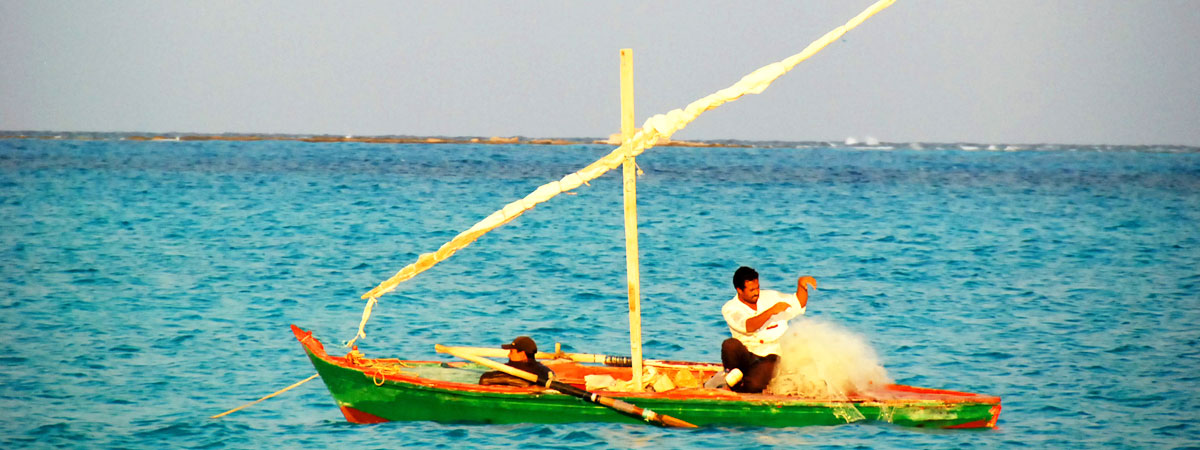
(619, 48, 643, 392)
(435, 345, 723, 370)
(345, 0, 897, 347)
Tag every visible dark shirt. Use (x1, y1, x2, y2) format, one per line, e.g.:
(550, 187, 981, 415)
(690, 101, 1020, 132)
(478, 359, 553, 387)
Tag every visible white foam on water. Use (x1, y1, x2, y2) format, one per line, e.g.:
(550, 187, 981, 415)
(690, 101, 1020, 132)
(766, 317, 891, 398)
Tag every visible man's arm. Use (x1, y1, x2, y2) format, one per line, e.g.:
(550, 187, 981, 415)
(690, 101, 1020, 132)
(743, 301, 791, 333)
(795, 276, 817, 309)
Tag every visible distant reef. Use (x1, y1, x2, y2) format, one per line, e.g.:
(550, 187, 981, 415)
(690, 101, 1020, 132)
(4, 132, 1195, 153)
(0, 131, 747, 148)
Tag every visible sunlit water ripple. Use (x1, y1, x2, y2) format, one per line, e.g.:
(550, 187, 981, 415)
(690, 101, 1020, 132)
(1, 139, 1197, 448)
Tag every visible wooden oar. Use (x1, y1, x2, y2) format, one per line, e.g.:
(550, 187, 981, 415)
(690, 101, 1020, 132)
(435, 344, 697, 428)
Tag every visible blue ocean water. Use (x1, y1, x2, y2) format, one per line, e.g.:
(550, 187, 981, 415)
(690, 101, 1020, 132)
(1, 138, 1197, 449)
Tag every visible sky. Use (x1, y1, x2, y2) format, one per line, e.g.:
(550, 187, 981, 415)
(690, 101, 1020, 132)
(2, 1, 1199, 146)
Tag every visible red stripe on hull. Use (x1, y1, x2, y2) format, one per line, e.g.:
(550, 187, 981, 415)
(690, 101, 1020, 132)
(339, 405, 389, 424)
(944, 403, 1001, 429)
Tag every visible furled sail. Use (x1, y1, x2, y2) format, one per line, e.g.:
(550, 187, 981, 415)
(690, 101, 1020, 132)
(347, 0, 897, 346)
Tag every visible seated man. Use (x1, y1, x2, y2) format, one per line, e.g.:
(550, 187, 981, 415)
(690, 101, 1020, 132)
(720, 266, 817, 393)
(479, 335, 554, 387)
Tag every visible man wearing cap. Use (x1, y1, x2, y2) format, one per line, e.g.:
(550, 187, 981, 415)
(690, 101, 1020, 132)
(479, 336, 555, 387)
(719, 266, 817, 393)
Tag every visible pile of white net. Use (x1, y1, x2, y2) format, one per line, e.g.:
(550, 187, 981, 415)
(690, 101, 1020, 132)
(766, 317, 891, 398)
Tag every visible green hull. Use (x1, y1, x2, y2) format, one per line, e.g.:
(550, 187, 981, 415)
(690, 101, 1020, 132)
(295, 326, 1001, 428)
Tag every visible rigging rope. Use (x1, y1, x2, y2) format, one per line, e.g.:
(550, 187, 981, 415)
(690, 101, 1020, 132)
(209, 374, 320, 419)
(346, 0, 896, 347)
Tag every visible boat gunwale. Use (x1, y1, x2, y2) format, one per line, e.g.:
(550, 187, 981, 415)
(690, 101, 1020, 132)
(292, 325, 1001, 407)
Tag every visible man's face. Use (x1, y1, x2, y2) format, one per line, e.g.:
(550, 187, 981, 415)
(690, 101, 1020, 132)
(736, 278, 761, 305)
(509, 347, 528, 362)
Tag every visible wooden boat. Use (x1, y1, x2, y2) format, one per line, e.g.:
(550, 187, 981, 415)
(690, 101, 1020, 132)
(294, 326, 1000, 428)
(293, 0, 1001, 429)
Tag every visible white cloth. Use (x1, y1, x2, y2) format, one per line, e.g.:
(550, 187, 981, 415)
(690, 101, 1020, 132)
(722, 289, 805, 357)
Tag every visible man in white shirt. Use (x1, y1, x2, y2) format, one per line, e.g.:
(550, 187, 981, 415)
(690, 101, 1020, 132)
(720, 266, 817, 393)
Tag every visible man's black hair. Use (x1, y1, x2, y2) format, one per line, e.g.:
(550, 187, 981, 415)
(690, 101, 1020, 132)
(733, 266, 759, 290)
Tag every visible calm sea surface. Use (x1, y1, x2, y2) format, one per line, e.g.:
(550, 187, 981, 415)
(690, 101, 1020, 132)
(1, 139, 1198, 449)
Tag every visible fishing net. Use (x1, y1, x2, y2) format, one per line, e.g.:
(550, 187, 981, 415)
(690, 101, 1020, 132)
(766, 317, 891, 399)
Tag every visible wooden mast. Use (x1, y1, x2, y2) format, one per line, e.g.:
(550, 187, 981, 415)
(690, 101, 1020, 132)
(619, 48, 643, 391)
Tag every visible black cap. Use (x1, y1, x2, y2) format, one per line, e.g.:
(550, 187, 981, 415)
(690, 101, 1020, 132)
(501, 336, 537, 356)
